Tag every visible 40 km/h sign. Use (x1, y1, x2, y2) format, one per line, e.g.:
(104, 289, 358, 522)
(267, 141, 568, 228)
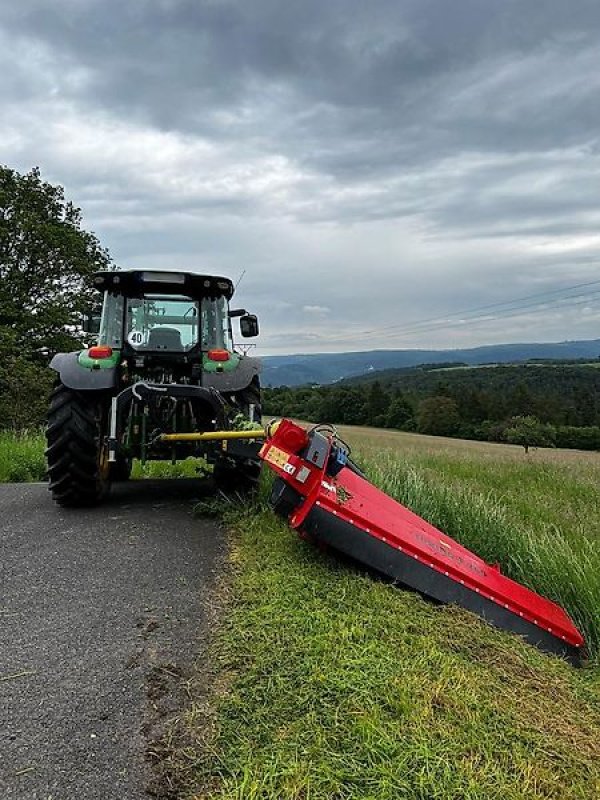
(127, 330, 147, 347)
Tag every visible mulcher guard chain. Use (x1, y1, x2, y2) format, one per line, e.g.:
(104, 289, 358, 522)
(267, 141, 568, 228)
(259, 419, 585, 665)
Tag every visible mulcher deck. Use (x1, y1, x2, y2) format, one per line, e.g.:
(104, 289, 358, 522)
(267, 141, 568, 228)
(260, 420, 585, 664)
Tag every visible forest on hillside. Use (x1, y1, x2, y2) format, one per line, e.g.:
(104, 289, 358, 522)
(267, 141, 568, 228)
(263, 363, 600, 450)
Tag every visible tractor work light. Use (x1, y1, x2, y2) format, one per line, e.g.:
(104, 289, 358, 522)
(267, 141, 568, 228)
(207, 349, 230, 362)
(88, 345, 113, 359)
(141, 271, 186, 284)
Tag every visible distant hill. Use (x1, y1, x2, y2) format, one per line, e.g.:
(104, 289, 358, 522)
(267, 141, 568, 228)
(261, 339, 600, 387)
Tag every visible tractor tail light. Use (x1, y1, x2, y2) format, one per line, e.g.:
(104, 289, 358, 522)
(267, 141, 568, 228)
(207, 349, 230, 362)
(88, 345, 113, 359)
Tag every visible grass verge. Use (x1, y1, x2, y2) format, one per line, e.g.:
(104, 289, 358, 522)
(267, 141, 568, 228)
(3, 426, 599, 796)
(0, 429, 46, 482)
(167, 459, 600, 800)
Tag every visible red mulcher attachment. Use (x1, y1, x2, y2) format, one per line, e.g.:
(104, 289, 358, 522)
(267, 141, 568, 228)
(259, 419, 585, 664)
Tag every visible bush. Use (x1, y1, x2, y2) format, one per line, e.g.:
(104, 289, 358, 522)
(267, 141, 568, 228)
(553, 425, 600, 451)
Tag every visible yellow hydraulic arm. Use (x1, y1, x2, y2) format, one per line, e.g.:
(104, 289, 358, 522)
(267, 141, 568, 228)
(157, 429, 266, 443)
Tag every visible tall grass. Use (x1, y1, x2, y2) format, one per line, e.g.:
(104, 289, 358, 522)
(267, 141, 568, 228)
(0, 429, 46, 482)
(165, 483, 600, 799)
(360, 452, 600, 660)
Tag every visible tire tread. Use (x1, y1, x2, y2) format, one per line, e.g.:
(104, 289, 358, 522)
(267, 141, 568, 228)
(45, 384, 108, 507)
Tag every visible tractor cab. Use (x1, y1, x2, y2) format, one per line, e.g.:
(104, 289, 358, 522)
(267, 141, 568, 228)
(87, 270, 258, 367)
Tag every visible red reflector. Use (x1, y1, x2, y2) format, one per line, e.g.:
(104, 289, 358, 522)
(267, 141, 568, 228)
(88, 345, 113, 359)
(207, 349, 230, 362)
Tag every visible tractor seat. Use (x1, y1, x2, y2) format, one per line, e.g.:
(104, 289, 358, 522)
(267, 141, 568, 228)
(147, 326, 184, 351)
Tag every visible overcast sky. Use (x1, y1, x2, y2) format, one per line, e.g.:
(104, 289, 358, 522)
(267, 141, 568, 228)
(3, 0, 600, 354)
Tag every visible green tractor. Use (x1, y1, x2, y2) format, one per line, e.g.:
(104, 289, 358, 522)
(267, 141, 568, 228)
(46, 270, 264, 506)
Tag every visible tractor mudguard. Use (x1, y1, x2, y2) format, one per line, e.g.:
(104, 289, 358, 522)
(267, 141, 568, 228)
(201, 355, 260, 393)
(50, 351, 119, 391)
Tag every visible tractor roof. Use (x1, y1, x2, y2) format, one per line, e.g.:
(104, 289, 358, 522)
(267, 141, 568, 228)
(92, 270, 234, 299)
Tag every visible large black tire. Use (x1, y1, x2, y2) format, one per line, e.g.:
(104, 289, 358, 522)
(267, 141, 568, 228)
(46, 383, 111, 507)
(238, 377, 262, 423)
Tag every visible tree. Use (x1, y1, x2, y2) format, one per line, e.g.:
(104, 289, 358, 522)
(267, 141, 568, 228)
(457, 387, 489, 423)
(508, 382, 535, 417)
(366, 381, 390, 426)
(504, 416, 555, 454)
(0, 165, 112, 359)
(0, 165, 113, 429)
(417, 396, 461, 437)
(385, 390, 413, 429)
(318, 387, 368, 426)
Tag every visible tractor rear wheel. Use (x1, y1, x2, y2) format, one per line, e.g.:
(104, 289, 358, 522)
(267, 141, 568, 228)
(46, 383, 111, 507)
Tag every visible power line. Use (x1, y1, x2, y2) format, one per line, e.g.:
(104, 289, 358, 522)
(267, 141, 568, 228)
(393, 291, 600, 341)
(332, 278, 600, 340)
(360, 290, 600, 343)
(321, 278, 600, 344)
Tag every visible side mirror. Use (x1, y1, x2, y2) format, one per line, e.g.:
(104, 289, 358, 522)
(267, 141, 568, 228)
(82, 310, 101, 334)
(240, 313, 259, 338)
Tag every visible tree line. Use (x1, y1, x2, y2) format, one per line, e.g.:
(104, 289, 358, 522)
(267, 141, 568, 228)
(263, 363, 600, 451)
(0, 165, 112, 429)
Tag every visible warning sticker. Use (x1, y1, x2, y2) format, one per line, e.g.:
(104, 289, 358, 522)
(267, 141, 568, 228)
(264, 446, 291, 469)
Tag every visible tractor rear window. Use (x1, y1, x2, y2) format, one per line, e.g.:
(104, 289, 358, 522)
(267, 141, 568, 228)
(126, 296, 200, 351)
(98, 292, 233, 352)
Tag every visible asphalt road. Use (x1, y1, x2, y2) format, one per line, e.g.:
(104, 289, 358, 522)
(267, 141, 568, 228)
(0, 479, 225, 800)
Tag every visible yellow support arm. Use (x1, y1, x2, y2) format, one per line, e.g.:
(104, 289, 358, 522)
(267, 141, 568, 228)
(158, 429, 266, 443)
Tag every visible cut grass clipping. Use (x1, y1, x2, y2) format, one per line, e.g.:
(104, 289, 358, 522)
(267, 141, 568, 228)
(173, 456, 600, 799)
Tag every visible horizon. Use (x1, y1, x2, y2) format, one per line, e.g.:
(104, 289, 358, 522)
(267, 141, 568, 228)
(259, 335, 600, 360)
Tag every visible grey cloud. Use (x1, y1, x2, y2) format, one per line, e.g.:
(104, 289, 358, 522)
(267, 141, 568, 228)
(3, 1, 600, 353)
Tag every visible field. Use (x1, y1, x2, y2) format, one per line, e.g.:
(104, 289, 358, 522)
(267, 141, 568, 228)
(337, 423, 600, 463)
(2, 426, 599, 798)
